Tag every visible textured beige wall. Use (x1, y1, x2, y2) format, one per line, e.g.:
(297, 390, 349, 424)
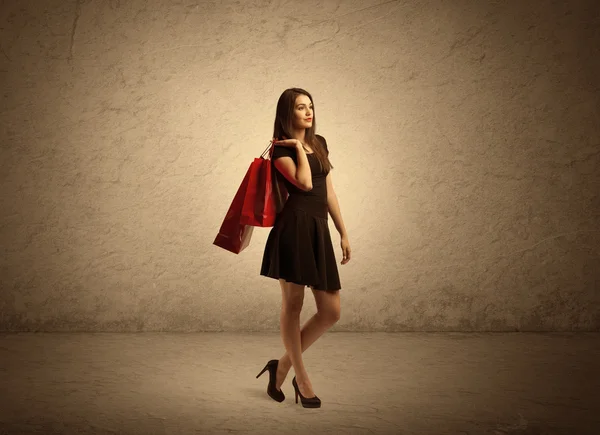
(1, 0, 599, 332)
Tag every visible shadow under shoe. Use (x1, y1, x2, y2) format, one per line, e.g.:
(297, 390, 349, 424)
(256, 359, 285, 402)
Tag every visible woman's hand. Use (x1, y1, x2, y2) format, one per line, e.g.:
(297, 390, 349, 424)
(341, 236, 351, 265)
(272, 135, 300, 148)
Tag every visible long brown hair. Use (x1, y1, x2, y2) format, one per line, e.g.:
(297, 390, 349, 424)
(272, 88, 334, 174)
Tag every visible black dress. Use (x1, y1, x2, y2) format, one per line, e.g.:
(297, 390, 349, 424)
(260, 134, 341, 291)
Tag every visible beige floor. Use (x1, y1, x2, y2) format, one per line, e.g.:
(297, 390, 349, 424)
(0, 332, 598, 435)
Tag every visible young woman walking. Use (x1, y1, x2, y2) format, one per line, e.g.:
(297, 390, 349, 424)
(256, 88, 352, 408)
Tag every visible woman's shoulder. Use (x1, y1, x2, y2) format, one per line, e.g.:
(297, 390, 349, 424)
(272, 143, 296, 160)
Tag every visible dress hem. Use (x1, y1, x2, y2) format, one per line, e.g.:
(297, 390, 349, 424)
(260, 273, 341, 292)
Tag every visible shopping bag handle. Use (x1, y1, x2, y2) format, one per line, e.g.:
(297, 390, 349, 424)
(260, 140, 275, 159)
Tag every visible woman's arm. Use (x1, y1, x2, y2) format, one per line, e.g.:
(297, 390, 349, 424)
(295, 142, 313, 190)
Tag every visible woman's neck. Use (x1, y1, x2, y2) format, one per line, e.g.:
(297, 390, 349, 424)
(290, 128, 307, 144)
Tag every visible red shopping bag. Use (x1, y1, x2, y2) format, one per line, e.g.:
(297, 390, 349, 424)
(240, 143, 280, 227)
(213, 141, 287, 254)
(212, 163, 255, 254)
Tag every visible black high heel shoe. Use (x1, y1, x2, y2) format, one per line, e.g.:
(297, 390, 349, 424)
(292, 376, 321, 408)
(256, 359, 285, 402)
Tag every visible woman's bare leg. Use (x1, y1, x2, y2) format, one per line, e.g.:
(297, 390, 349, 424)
(277, 282, 341, 395)
(278, 279, 315, 397)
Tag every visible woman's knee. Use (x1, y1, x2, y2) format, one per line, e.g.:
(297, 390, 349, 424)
(320, 307, 341, 323)
(314, 289, 341, 323)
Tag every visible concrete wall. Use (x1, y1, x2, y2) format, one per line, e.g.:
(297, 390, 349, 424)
(1, 0, 599, 332)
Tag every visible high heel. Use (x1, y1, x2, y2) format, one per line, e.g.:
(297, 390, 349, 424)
(256, 359, 285, 402)
(292, 376, 321, 408)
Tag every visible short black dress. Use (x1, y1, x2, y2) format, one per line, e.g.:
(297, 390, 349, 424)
(260, 134, 341, 291)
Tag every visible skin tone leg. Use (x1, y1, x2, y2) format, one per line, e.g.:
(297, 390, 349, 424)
(277, 279, 341, 397)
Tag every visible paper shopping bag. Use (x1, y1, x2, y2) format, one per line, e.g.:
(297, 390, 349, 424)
(239, 144, 281, 227)
(213, 163, 255, 254)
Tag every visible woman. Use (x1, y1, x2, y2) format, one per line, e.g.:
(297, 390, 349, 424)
(256, 88, 352, 408)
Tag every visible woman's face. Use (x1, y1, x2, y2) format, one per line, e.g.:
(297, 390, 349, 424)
(292, 95, 313, 129)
